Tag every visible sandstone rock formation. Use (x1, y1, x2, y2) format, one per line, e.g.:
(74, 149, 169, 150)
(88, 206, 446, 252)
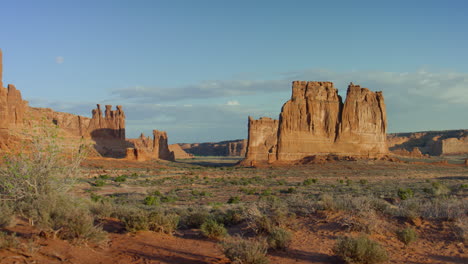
(244, 81, 388, 164)
(0, 49, 175, 162)
(179, 139, 247, 157)
(388, 130, 468, 156)
(245, 117, 278, 162)
(126, 131, 175, 161)
(169, 144, 194, 159)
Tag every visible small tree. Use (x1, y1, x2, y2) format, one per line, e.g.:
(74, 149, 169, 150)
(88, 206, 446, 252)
(0, 122, 88, 224)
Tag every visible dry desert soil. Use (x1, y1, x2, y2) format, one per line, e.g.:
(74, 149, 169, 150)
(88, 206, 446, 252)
(0, 156, 467, 264)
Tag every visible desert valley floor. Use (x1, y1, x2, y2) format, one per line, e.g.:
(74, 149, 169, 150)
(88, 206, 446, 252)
(0, 156, 466, 264)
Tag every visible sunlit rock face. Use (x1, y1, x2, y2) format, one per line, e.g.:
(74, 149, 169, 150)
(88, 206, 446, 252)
(244, 81, 388, 163)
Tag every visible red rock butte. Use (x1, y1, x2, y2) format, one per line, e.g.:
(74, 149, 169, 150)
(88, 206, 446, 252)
(244, 81, 388, 164)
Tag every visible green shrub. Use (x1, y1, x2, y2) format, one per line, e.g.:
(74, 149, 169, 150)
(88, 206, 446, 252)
(398, 188, 414, 200)
(396, 227, 418, 246)
(114, 175, 127, 182)
(333, 236, 388, 264)
(143, 195, 160, 206)
(98, 174, 110, 180)
(302, 178, 317, 186)
(267, 227, 292, 250)
(221, 236, 269, 264)
(228, 196, 241, 204)
(260, 189, 273, 197)
(93, 179, 105, 187)
(201, 219, 227, 240)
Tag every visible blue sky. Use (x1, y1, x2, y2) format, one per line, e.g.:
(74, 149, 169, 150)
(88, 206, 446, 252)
(1, 0, 467, 143)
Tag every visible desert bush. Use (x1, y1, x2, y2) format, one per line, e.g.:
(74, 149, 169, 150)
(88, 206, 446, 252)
(201, 219, 227, 240)
(221, 236, 269, 264)
(302, 178, 317, 186)
(245, 200, 294, 235)
(148, 211, 179, 234)
(419, 198, 467, 220)
(429, 181, 451, 197)
(228, 196, 241, 204)
(58, 208, 107, 244)
(285, 194, 317, 216)
(333, 236, 388, 264)
(93, 179, 106, 187)
(121, 208, 150, 232)
(181, 207, 211, 228)
(0, 124, 85, 204)
(397, 188, 414, 200)
(114, 175, 127, 182)
(30, 194, 107, 243)
(0, 202, 15, 228)
(89, 200, 115, 218)
(143, 195, 161, 206)
(396, 227, 418, 246)
(0, 232, 20, 249)
(337, 211, 379, 234)
(267, 227, 292, 250)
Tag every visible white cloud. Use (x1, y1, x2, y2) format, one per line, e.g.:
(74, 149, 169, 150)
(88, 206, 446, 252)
(55, 56, 64, 64)
(226, 100, 240, 106)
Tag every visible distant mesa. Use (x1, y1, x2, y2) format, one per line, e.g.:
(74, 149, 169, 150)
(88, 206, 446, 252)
(179, 139, 247, 157)
(388, 130, 468, 156)
(242, 81, 388, 164)
(0, 49, 190, 161)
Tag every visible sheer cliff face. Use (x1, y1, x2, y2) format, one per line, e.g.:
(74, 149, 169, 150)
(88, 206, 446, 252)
(244, 81, 388, 163)
(277, 81, 342, 161)
(335, 84, 388, 156)
(245, 117, 279, 162)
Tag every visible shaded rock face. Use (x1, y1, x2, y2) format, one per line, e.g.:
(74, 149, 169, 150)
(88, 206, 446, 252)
(126, 131, 175, 161)
(244, 81, 388, 163)
(179, 139, 247, 157)
(388, 130, 468, 156)
(153, 130, 175, 161)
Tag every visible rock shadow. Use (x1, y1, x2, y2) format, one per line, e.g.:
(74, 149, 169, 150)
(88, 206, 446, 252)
(90, 129, 134, 158)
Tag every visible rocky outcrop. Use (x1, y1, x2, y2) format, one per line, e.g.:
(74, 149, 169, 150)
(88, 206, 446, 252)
(0, 49, 175, 161)
(244, 81, 388, 164)
(388, 130, 468, 156)
(179, 139, 247, 156)
(169, 144, 194, 159)
(245, 117, 278, 162)
(153, 130, 175, 161)
(126, 131, 175, 161)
